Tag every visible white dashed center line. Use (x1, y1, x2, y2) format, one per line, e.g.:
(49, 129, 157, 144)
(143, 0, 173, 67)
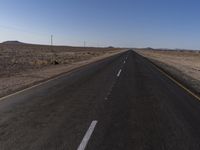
(77, 120, 98, 150)
(123, 60, 126, 64)
(117, 69, 122, 77)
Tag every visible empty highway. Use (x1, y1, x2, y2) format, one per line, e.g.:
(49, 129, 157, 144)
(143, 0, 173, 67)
(1, 50, 200, 150)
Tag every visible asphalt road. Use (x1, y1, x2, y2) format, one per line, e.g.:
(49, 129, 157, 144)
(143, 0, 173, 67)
(1, 50, 200, 150)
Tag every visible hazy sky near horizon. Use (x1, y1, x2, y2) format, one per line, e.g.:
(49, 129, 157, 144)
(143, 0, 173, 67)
(0, 0, 200, 49)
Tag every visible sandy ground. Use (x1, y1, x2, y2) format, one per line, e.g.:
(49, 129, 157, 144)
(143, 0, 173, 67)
(0, 43, 125, 97)
(136, 49, 200, 95)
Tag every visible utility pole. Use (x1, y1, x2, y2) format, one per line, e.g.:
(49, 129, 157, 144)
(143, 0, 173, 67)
(50, 34, 57, 63)
(84, 41, 86, 48)
(51, 35, 53, 46)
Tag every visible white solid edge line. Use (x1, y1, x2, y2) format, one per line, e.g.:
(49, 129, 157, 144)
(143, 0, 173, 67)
(0, 52, 124, 101)
(0, 76, 59, 101)
(77, 120, 98, 150)
(117, 69, 122, 77)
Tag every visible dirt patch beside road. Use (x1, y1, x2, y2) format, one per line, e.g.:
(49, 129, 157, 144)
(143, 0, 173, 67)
(0, 43, 125, 97)
(135, 49, 200, 95)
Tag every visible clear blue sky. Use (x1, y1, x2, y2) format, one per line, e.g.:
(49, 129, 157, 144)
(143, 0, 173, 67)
(0, 0, 200, 49)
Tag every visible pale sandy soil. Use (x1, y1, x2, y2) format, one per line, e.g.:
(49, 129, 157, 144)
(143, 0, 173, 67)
(0, 43, 125, 97)
(136, 49, 200, 94)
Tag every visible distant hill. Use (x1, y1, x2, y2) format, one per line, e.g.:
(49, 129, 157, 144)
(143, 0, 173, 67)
(1, 41, 26, 45)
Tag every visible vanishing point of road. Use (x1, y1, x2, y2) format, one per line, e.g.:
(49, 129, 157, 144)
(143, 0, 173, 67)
(0, 50, 200, 150)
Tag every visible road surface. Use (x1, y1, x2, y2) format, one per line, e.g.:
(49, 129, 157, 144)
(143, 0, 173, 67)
(1, 50, 200, 150)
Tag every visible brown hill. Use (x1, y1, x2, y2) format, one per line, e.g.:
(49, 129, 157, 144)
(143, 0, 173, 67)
(2, 41, 26, 45)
